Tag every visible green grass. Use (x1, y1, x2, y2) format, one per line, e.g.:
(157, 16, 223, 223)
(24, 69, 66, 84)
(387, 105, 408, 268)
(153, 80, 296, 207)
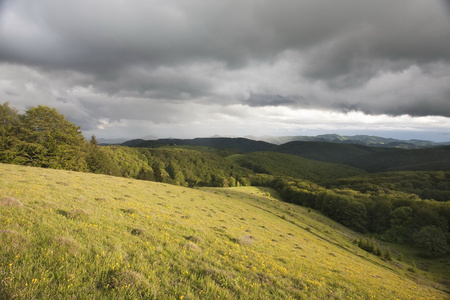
(0, 163, 448, 299)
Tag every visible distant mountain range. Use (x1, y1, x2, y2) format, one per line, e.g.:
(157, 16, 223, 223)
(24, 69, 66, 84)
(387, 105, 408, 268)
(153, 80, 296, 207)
(245, 134, 450, 148)
(119, 135, 450, 173)
(110, 134, 449, 149)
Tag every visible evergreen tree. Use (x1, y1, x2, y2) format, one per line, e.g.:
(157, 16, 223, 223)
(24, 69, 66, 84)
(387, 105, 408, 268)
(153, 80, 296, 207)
(152, 162, 163, 182)
(90, 135, 99, 146)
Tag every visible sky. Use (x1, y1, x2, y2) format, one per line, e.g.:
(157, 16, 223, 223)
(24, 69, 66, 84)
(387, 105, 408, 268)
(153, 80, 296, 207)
(1, 0, 450, 142)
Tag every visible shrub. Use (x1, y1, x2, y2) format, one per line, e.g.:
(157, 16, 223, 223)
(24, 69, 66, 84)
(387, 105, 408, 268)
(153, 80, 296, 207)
(357, 238, 383, 257)
(383, 249, 393, 261)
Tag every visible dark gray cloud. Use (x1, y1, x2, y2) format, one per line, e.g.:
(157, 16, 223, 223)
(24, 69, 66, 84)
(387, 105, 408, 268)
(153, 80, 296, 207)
(1, 0, 450, 139)
(246, 94, 299, 107)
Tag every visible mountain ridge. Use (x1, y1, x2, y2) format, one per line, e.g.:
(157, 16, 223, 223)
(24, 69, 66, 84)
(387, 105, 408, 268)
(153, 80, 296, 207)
(121, 137, 450, 173)
(245, 134, 450, 148)
(117, 134, 450, 149)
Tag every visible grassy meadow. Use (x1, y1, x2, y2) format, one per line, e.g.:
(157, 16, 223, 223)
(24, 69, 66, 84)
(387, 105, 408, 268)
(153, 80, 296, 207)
(0, 163, 448, 299)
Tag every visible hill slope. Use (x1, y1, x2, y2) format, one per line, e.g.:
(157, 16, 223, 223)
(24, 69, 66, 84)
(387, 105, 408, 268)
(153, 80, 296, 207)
(229, 151, 366, 182)
(343, 145, 450, 172)
(0, 164, 447, 299)
(274, 142, 450, 172)
(274, 141, 384, 164)
(324, 171, 450, 202)
(126, 137, 276, 153)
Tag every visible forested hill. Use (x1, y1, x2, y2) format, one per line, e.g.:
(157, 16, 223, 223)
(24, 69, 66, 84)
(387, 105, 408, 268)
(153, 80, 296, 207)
(121, 134, 448, 149)
(123, 137, 450, 173)
(229, 151, 366, 182)
(274, 141, 450, 172)
(123, 137, 276, 153)
(274, 141, 382, 164)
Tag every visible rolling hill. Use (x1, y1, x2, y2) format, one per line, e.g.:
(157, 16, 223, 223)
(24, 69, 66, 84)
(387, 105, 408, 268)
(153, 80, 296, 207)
(343, 146, 450, 172)
(324, 171, 450, 202)
(1, 163, 448, 299)
(120, 136, 450, 173)
(273, 142, 450, 172)
(228, 151, 367, 182)
(125, 137, 276, 153)
(248, 134, 446, 148)
(274, 141, 385, 164)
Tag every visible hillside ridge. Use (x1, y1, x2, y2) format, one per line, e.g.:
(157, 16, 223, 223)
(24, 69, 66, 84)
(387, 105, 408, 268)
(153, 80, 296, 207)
(118, 134, 450, 149)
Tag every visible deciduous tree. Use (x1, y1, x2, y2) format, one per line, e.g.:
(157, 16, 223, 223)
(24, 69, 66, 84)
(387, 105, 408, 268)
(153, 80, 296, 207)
(0, 102, 21, 163)
(413, 226, 448, 257)
(18, 105, 87, 170)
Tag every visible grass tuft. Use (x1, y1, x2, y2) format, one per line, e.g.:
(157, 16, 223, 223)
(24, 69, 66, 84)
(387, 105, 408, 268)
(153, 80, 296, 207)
(183, 241, 201, 252)
(237, 235, 255, 245)
(130, 228, 145, 236)
(52, 236, 82, 255)
(101, 269, 150, 290)
(0, 197, 23, 207)
(121, 208, 137, 214)
(65, 208, 89, 220)
(185, 235, 203, 244)
(0, 230, 28, 252)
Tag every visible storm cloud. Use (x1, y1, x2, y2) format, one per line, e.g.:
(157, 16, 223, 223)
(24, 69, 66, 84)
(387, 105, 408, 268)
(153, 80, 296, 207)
(1, 0, 450, 139)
